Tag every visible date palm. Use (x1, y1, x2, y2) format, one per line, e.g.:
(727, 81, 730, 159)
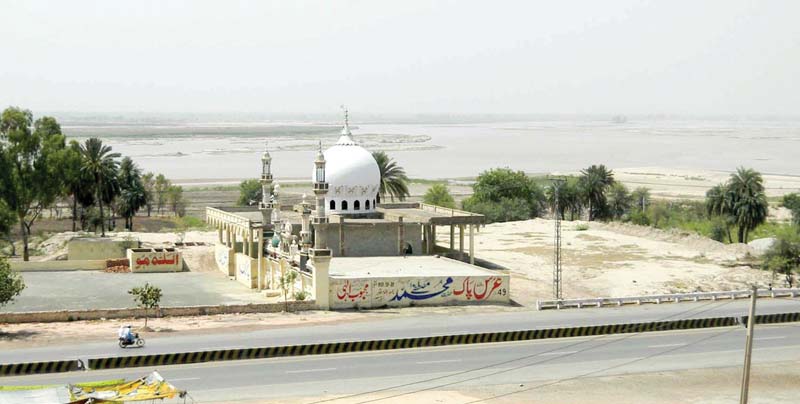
(80, 138, 120, 236)
(372, 151, 409, 202)
(729, 167, 768, 243)
(579, 164, 615, 220)
(118, 157, 147, 231)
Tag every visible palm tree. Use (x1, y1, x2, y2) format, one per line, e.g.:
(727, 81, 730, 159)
(372, 151, 409, 202)
(118, 157, 147, 230)
(80, 138, 120, 236)
(705, 183, 735, 243)
(579, 164, 615, 220)
(729, 167, 768, 243)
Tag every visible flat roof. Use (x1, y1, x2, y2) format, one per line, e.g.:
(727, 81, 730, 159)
(329, 256, 496, 278)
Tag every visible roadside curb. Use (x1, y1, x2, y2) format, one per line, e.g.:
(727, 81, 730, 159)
(4, 312, 799, 376)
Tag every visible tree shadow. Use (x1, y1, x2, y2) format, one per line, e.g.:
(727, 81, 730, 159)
(0, 329, 40, 341)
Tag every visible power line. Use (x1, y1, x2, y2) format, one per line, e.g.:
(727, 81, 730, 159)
(348, 299, 738, 404)
(463, 326, 739, 404)
(308, 299, 736, 404)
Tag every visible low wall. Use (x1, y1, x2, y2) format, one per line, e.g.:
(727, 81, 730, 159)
(127, 248, 183, 272)
(215, 243, 234, 276)
(0, 301, 317, 324)
(10, 260, 106, 272)
(330, 274, 510, 309)
(235, 253, 258, 288)
(68, 238, 138, 260)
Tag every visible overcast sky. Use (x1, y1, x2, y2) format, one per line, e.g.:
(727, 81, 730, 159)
(2, 1, 799, 116)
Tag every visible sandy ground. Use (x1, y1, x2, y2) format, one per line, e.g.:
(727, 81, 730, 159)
(268, 361, 800, 404)
(454, 218, 774, 306)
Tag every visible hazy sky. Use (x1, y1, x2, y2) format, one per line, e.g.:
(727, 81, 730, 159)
(2, 1, 799, 115)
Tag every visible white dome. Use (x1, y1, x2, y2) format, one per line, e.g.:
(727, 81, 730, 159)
(313, 133, 380, 215)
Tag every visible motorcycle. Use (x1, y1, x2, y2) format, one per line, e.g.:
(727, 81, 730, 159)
(118, 333, 145, 348)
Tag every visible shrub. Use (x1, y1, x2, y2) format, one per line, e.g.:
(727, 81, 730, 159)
(0, 256, 25, 308)
(237, 179, 262, 206)
(575, 224, 589, 231)
(293, 291, 308, 301)
(423, 184, 456, 209)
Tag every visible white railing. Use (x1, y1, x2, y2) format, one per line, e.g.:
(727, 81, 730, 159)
(536, 288, 800, 310)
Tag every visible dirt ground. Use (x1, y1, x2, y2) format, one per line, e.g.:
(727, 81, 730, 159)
(448, 218, 774, 306)
(271, 361, 800, 404)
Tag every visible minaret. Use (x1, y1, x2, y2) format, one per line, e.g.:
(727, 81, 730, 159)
(258, 141, 274, 227)
(300, 193, 312, 253)
(310, 139, 331, 310)
(312, 141, 329, 249)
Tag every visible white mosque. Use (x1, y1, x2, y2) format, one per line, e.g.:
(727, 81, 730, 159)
(205, 110, 508, 310)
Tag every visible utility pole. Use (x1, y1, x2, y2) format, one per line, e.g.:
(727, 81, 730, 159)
(740, 285, 758, 404)
(551, 178, 566, 301)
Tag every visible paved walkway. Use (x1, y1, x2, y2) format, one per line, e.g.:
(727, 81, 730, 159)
(3, 270, 264, 312)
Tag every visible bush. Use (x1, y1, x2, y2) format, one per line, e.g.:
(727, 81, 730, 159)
(709, 219, 728, 242)
(575, 223, 589, 231)
(762, 227, 800, 287)
(628, 210, 650, 226)
(0, 256, 25, 308)
(422, 184, 456, 209)
(462, 168, 546, 222)
(293, 290, 308, 301)
(462, 196, 530, 223)
(237, 179, 262, 206)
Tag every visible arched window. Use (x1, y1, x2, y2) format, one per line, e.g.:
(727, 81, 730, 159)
(374, 198, 377, 207)
(365, 200, 370, 210)
(354, 200, 360, 210)
(342, 200, 348, 210)
(330, 200, 336, 211)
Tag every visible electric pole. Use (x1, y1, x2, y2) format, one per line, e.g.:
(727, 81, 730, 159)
(551, 178, 565, 301)
(740, 285, 758, 404)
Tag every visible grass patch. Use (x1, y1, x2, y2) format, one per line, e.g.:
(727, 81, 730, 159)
(575, 223, 589, 231)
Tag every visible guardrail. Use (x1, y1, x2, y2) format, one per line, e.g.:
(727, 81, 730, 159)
(5, 312, 800, 376)
(536, 288, 800, 310)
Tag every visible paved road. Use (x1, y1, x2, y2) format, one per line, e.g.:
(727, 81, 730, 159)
(4, 323, 799, 402)
(3, 298, 800, 365)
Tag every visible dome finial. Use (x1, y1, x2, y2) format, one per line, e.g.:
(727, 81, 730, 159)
(340, 104, 351, 136)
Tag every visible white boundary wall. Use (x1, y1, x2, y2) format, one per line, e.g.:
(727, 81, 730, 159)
(329, 274, 510, 309)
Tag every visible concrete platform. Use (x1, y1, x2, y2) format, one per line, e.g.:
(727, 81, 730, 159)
(329, 256, 494, 278)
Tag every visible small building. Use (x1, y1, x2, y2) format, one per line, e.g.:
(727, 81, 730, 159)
(206, 110, 508, 309)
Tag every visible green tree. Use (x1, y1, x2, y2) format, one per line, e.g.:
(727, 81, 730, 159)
(237, 179, 262, 206)
(0, 201, 17, 256)
(782, 193, 800, 226)
(141, 173, 155, 217)
(279, 270, 298, 312)
(128, 282, 162, 328)
(118, 157, 147, 231)
(0, 108, 68, 260)
(63, 140, 95, 232)
(728, 167, 768, 244)
(0, 256, 25, 308)
(166, 185, 186, 217)
(154, 174, 170, 215)
(422, 184, 456, 208)
(631, 187, 651, 212)
(546, 179, 583, 220)
(462, 168, 545, 222)
(79, 138, 120, 237)
(607, 183, 633, 219)
(705, 183, 735, 243)
(372, 151, 409, 202)
(578, 164, 615, 221)
(762, 227, 800, 287)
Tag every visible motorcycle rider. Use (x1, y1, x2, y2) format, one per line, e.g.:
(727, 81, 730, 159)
(118, 325, 134, 344)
